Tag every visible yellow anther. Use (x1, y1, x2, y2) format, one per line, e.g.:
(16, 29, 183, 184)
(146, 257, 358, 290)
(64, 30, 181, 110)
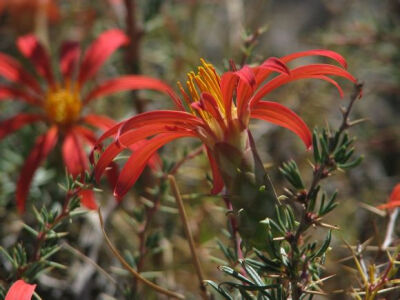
(177, 81, 195, 114)
(178, 59, 231, 129)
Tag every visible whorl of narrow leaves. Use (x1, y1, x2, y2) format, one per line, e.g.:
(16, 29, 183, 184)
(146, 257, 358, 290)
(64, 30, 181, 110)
(312, 128, 363, 170)
(279, 160, 304, 190)
(0, 173, 85, 285)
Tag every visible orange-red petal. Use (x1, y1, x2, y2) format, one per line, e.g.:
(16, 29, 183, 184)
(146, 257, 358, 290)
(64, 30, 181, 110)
(60, 41, 81, 80)
(280, 49, 347, 68)
(0, 85, 41, 105)
(94, 110, 202, 146)
(16, 127, 58, 213)
(251, 64, 356, 106)
(17, 35, 54, 86)
(220, 71, 238, 121)
(250, 101, 312, 149)
(73, 125, 97, 145)
(94, 124, 195, 181)
(82, 114, 117, 131)
(114, 132, 195, 199)
(377, 184, 400, 210)
(78, 29, 129, 86)
(254, 50, 348, 89)
(83, 75, 184, 110)
(5, 280, 36, 300)
(206, 146, 224, 194)
(79, 189, 98, 210)
(0, 114, 44, 140)
(62, 130, 88, 177)
(0, 53, 42, 94)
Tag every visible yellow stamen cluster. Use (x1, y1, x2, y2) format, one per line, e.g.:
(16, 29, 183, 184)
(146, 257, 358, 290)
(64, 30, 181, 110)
(178, 59, 225, 118)
(44, 83, 81, 126)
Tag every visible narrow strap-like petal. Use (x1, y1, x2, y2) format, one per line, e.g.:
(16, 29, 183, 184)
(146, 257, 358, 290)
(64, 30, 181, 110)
(82, 114, 117, 132)
(17, 35, 55, 86)
(259, 57, 291, 74)
(104, 161, 119, 192)
(0, 114, 45, 140)
(253, 57, 291, 86)
(306, 75, 344, 98)
(254, 49, 347, 88)
(62, 129, 88, 177)
(5, 280, 36, 300)
(377, 184, 400, 210)
(220, 71, 238, 121)
(16, 127, 58, 213)
(389, 184, 400, 203)
(79, 189, 98, 210)
(78, 29, 129, 86)
(0, 85, 42, 105)
(62, 130, 98, 210)
(0, 53, 42, 94)
(116, 110, 203, 144)
(206, 146, 224, 194)
(60, 41, 81, 80)
(74, 125, 97, 145)
(236, 66, 257, 123)
(83, 75, 184, 110)
(94, 124, 195, 182)
(251, 64, 357, 106)
(114, 132, 196, 199)
(250, 101, 312, 149)
(127, 139, 162, 171)
(94, 110, 202, 147)
(280, 49, 347, 68)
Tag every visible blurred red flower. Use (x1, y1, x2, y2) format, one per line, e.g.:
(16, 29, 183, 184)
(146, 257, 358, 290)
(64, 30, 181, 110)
(93, 50, 356, 199)
(378, 184, 400, 210)
(5, 280, 36, 300)
(0, 29, 161, 212)
(0, 0, 60, 33)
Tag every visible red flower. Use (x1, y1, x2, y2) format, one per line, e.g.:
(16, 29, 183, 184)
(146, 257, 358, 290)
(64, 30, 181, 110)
(0, 29, 166, 212)
(94, 50, 356, 199)
(377, 184, 400, 210)
(5, 280, 36, 300)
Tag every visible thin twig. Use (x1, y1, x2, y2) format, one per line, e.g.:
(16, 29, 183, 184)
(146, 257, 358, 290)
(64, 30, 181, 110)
(168, 145, 204, 176)
(289, 83, 363, 300)
(62, 241, 117, 285)
(382, 208, 399, 250)
(98, 208, 185, 299)
(168, 175, 209, 300)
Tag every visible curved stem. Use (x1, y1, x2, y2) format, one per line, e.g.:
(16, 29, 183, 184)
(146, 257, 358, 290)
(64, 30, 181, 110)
(168, 175, 209, 300)
(98, 209, 185, 299)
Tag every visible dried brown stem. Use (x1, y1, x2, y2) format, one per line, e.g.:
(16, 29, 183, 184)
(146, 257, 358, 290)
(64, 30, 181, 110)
(124, 0, 146, 113)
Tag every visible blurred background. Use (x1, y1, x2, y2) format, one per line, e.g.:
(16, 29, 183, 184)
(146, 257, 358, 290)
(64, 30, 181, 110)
(0, 0, 399, 299)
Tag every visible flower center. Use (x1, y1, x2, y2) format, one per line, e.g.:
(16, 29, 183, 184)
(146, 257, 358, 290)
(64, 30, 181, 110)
(178, 59, 225, 118)
(44, 85, 81, 126)
(178, 59, 244, 149)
